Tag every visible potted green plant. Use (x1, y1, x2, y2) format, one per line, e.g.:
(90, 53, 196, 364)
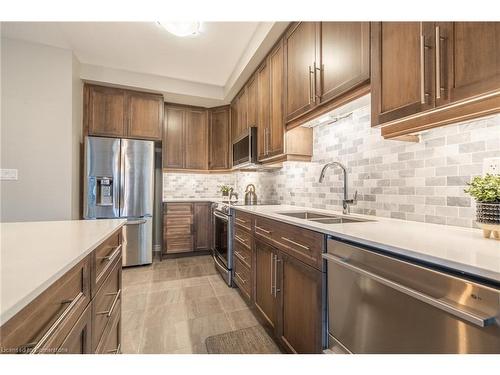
(464, 173, 500, 239)
(218, 185, 231, 197)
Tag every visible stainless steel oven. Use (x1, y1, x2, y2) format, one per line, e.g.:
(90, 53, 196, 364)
(324, 238, 500, 354)
(212, 203, 233, 286)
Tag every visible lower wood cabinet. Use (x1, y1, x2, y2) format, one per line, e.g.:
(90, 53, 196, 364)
(234, 210, 325, 354)
(0, 227, 123, 354)
(163, 202, 212, 256)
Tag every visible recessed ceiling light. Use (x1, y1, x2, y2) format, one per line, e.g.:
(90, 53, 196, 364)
(157, 21, 202, 37)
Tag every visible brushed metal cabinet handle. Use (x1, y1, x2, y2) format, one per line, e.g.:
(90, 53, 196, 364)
(106, 344, 121, 354)
(274, 254, 281, 297)
(97, 289, 121, 317)
(255, 225, 271, 234)
(270, 252, 274, 296)
(234, 234, 247, 243)
(97, 244, 122, 262)
(280, 236, 310, 251)
(435, 25, 445, 100)
(235, 217, 246, 224)
(322, 253, 495, 328)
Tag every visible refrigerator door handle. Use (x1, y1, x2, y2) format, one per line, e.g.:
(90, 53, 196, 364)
(119, 139, 125, 216)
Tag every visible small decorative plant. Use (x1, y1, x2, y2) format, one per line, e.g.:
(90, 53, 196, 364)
(464, 174, 500, 203)
(218, 185, 231, 196)
(465, 174, 500, 237)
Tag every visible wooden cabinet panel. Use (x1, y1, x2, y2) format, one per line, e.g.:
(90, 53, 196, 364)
(254, 239, 277, 329)
(88, 86, 126, 137)
(194, 202, 211, 251)
(98, 303, 121, 354)
(371, 22, 435, 126)
(285, 22, 318, 122)
(234, 210, 253, 232)
(439, 22, 500, 106)
(246, 75, 258, 128)
(236, 89, 248, 140)
(185, 109, 208, 170)
(126, 92, 163, 140)
(163, 106, 185, 169)
(320, 22, 370, 103)
(269, 39, 285, 156)
(277, 252, 323, 354)
(234, 256, 252, 302)
(59, 304, 92, 354)
(208, 106, 230, 170)
(257, 60, 270, 160)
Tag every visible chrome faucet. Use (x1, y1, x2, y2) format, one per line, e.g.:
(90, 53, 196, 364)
(228, 187, 239, 202)
(318, 161, 357, 214)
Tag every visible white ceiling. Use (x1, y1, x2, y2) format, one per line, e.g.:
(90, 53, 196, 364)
(1, 21, 288, 106)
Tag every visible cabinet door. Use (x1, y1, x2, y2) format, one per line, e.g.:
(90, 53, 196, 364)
(238, 89, 248, 139)
(163, 203, 194, 254)
(208, 107, 230, 170)
(269, 39, 285, 156)
(230, 101, 238, 143)
(163, 106, 185, 169)
(277, 252, 323, 354)
(59, 304, 92, 354)
(319, 22, 370, 103)
(246, 74, 258, 128)
(194, 202, 211, 251)
(371, 22, 435, 126)
(438, 22, 500, 107)
(257, 60, 270, 160)
(185, 109, 208, 170)
(284, 22, 319, 122)
(126, 92, 163, 140)
(254, 239, 277, 330)
(88, 85, 126, 137)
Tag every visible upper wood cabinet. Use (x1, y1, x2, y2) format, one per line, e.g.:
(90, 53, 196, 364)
(284, 22, 370, 125)
(185, 109, 208, 170)
(85, 84, 163, 140)
(163, 105, 209, 170)
(257, 60, 270, 160)
(319, 22, 370, 103)
(372, 22, 500, 138)
(284, 22, 318, 122)
(269, 39, 285, 157)
(208, 106, 230, 170)
(246, 74, 258, 128)
(163, 106, 185, 169)
(87, 85, 126, 137)
(126, 91, 163, 140)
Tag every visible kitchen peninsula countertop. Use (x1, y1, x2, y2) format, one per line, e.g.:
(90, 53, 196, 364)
(232, 204, 500, 285)
(0, 218, 126, 325)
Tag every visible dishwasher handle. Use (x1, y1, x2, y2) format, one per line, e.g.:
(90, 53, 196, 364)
(322, 253, 496, 328)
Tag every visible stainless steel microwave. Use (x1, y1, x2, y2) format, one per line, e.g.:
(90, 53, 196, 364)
(232, 127, 257, 168)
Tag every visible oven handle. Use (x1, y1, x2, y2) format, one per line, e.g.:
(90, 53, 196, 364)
(213, 211, 229, 221)
(322, 253, 495, 328)
(213, 252, 228, 271)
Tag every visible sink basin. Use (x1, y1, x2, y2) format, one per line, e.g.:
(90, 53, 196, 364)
(277, 211, 372, 224)
(278, 211, 334, 219)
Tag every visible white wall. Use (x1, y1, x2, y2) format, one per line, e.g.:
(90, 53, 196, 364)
(1, 38, 81, 222)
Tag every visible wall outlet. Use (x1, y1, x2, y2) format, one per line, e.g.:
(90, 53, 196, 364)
(0, 169, 18, 180)
(483, 158, 500, 175)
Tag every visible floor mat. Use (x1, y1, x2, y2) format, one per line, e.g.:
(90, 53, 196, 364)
(205, 325, 282, 354)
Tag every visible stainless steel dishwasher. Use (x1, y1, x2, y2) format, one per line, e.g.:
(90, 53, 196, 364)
(323, 238, 500, 354)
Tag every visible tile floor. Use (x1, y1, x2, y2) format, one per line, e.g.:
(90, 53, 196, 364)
(121, 254, 264, 354)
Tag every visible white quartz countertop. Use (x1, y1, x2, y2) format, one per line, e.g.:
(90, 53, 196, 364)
(232, 204, 500, 285)
(0, 219, 126, 325)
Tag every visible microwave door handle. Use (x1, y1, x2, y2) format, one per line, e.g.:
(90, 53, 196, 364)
(322, 253, 495, 328)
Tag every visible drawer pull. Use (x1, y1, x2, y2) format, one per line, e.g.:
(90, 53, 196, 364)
(235, 218, 247, 224)
(97, 244, 122, 262)
(97, 290, 121, 318)
(235, 272, 247, 284)
(234, 251, 246, 260)
(280, 236, 310, 251)
(106, 344, 121, 354)
(234, 234, 247, 243)
(21, 293, 83, 354)
(255, 225, 271, 234)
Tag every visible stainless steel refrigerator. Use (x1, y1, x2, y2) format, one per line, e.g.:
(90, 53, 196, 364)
(84, 136, 154, 267)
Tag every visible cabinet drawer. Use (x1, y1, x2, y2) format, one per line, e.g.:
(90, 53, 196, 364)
(165, 203, 193, 216)
(255, 216, 324, 270)
(96, 300, 121, 354)
(234, 240, 252, 269)
(234, 226, 252, 250)
(59, 304, 92, 354)
(234, 256, 251, 301)
(92, 256, 121, 352)
(94, 229, 122, 296)
(165, 236, 193, 253)
(0, 256, 91, 354)
(234, 210, 253, 232)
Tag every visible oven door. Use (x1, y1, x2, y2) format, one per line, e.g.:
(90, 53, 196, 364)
(213, 210, 231, 269)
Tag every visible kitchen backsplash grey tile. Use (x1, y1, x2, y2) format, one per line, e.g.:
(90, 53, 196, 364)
(163, 100, 500, 229)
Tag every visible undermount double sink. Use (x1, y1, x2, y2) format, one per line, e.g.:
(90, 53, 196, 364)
(277, 211, 372, 224)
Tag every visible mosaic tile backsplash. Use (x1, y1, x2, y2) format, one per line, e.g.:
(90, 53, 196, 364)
(163, 101, 500, 228)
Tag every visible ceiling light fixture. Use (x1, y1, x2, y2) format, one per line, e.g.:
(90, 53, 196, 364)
(157, 21, 202, 37)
